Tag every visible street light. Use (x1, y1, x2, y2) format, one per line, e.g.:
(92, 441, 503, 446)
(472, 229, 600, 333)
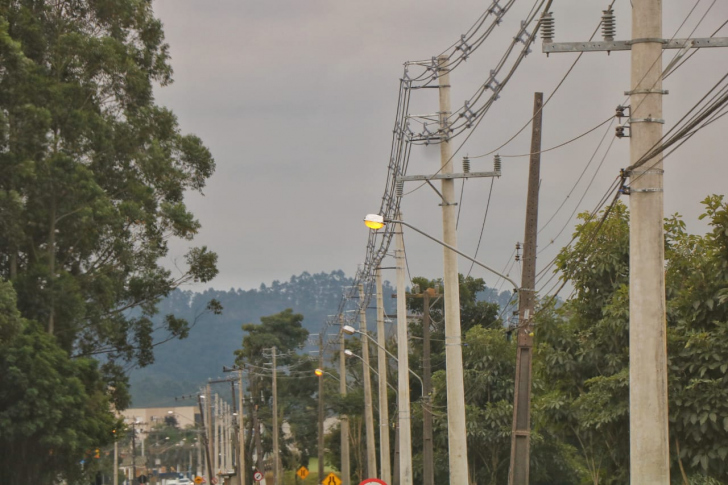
(363, 214, 519, 291)
(342, 328, 425, 390)
(365, 212, 517, 485)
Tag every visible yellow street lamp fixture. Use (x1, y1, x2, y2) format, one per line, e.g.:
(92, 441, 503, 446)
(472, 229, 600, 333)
(314, 368, 324, 377)
(364, 214, 385, 230)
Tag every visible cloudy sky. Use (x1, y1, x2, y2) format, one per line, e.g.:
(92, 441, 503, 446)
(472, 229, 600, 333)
(152, 0, 728, 294)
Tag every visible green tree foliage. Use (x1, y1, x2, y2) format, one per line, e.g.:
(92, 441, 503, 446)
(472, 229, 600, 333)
(0, 1, 217, 482)
(0, 282, 121, 483)
(0, 0, 218, 395)
(537, 196, 728, 483)
(667, 195, 728, 479)
(235, 309, 315, 484)
(129, 271, 396, 406)
(536, 203, 631, 484)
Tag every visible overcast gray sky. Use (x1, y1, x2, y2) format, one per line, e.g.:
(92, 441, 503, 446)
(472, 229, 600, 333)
(152, 0, 728, 294)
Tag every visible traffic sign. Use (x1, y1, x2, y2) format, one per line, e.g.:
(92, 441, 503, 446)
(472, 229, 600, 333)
(359, 480, 387, 485)
(321, 472, 342, 485)
(296, 466, 310, 480)
(253, 470, 264, 482)
(194, 477, 204, 485)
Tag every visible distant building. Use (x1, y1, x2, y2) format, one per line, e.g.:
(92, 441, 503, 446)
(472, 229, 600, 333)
(121, 405, 200, 434)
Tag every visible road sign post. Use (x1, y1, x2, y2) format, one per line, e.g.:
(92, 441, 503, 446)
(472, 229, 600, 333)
(296, 467, 310, 480)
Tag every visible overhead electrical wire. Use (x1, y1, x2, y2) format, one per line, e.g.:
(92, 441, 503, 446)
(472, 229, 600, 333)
(320, 0, 728, 359)
(402, 0, 555, 198)
(319, 0, 551, 356)
(465, 178, 496, 279)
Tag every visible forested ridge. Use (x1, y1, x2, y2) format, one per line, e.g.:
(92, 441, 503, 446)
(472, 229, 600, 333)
(129, 269, 514, 407)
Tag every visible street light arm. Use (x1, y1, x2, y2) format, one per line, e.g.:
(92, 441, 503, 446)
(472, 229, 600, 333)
(322, 370, 354, 391)
(388, 219, 520, 291)
(358, 330, 425, 390)
(347, 352, 400, 395)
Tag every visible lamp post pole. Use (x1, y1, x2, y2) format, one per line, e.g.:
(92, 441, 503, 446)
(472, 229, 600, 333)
(318, 334, 325, 481)
(394, 214, 413, 485)
(375, 269, 392, 484)
(339, 324, 351, 485)
(359, 284, 378, 478)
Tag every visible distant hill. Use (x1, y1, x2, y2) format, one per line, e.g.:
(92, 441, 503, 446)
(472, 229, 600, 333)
(128, 270, 514, 407)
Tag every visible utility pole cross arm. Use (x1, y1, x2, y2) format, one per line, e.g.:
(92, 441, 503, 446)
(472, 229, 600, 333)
(543, 36, 728, 53)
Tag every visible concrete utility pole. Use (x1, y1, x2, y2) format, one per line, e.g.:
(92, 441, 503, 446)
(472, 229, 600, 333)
(358, 284, 378, 478)
(199, 392, 214, 481)
(238, 372, 246, 485)
(437, 53, 469, 485)
(421, 289, 434, 485)
(339, 324, 351, 485)
(628, 2, 670, 482)
(271, 347, 280, 485)
(393, 420, 400, 485)
(394, 214, 413, 485)
(197, 429, 203, 478)
(226, 403, 231, 471)
(214, 393, 220, 475)
(375, 269, 392, 484)
(131, 423, 137, 483)
(205, 385, 214, 479)
(508, 92, 543, 485)
(536, 1, 728, 480)
(253, 386, 264, 474)
(318, 334, 325, 481)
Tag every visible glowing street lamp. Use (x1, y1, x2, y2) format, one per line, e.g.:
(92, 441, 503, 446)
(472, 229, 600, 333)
(364, 213, 385, 230)
(314, 368, 324, 377)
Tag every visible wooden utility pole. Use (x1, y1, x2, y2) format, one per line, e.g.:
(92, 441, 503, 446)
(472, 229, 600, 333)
(318, 334, 325, 481)
(508, 92, 543, 485)
(375, 269, 392, 484)
(113, 441, 119, 485)
(358, 284, 378, 478)
(437, 54, 470, 485)
(272, 347, 280, 485)
(339, 325, 351, 485)
(394, 214, 413, 485)
(421, 289, 434, 485)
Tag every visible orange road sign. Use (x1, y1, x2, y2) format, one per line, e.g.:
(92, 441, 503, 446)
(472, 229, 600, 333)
(322, 472, 342, 485)
(296, 466, 310, 480)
